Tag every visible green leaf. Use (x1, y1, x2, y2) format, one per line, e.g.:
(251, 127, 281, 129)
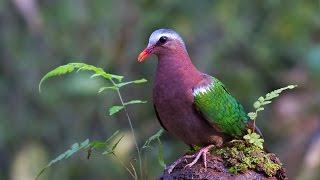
(36, 139, 90, 180)
(115, 78, 147, 88)
(102, 135, 124, 155)
(87, 130, 120, 158)
(247, 112, 257, 120)
(98, 86, 118, 93)
(109, 105, 124, 116)
(267, 92, 276, 99)
(105, 130, 120, 143)
(123, 100, 147, 106)
(253, 101, 261, 109)
(112, 135, 124, 151)
(264, 85, 297, 101)
(90, 131, 120, 150)
(142, 129, 164, 149)
(256, 107, 264, 112)
(258, 96, 264, 102)
(243, 132, 264, 149)
(261, 101, 271, 105)
(89, 141, 106, 149)
(243, 134, 250, 140)
(90, 74, 102, 78)
(142, 129, 166, 168)
(39, 63, 123, 92)
(157, 138, 166, 168)
(247, 84, 298, 123)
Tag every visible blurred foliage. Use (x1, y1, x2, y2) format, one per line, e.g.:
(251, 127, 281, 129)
(38, 62, 148, 179)
(1, 0, 320, 179)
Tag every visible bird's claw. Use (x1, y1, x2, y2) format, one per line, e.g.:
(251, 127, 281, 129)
(165, 145, 214, 174)
(165, 154, 194, 174)
(184, 145, 214, 170)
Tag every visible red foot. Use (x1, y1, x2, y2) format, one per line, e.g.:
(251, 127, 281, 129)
(184, 145, 214, 169)
(165, 145, 214, 174)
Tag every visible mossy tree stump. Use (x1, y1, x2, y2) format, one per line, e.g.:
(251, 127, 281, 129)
(158, 141, 287, 180)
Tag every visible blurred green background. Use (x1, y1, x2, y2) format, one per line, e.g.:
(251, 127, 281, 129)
(1, 0, 320, 179)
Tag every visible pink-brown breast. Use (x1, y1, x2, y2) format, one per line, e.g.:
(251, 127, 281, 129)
(153, 62, 228, 146)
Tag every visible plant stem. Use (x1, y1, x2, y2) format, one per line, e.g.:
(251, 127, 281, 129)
(110, 79, 143, 179)
(112, 153, 136, 179)
(252, 109, 258, 134)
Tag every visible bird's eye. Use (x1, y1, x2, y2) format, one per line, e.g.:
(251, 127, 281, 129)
(158, 36, 168, 44)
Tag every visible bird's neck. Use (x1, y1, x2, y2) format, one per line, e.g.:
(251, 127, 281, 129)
(155, 50, 202, 85)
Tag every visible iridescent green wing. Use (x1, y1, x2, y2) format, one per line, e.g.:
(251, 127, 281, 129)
(193, 76, 248, 137)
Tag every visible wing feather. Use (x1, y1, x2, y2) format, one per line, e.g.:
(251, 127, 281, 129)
(192, 76, 249, 137)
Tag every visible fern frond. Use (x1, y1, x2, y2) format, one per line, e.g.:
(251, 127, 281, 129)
(247, 84, 297, 121)
(245, 84, 298, 149)
(36, 139, 90, 180)
(39, 63, 123, 92)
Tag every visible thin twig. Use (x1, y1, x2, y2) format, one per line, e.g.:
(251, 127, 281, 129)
(110, 79, 143, 179)
(252, 110, 257, 134)
(130, 162, 138, 180)
(112, 153, 136, 178)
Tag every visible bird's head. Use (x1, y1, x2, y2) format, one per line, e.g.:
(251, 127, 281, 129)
(138, 29, 186, 62)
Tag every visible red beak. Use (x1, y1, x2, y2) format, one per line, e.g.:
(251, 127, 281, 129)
(138, 46, 153, 62)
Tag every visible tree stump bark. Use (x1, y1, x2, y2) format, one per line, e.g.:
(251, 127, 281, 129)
(158, 141, 287, 180)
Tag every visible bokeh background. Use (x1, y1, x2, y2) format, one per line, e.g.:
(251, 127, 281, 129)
(1, 0, 320, 179)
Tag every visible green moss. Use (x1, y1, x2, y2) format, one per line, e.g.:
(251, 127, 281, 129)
(263, 154, 282, 176)
(191, 145, 202, 152)
(212, 140, 282, 177)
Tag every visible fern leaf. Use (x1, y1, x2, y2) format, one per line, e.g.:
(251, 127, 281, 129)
(102, 135, 124, 155)
(157, 138, 166, 168)
(87, 130, 121, 158)
(142, 129, 164, 149)
(36, 139, 90, 180)
(142, 129, 166, 168)
(115, 78, 147, 88)
(39, 63, 123, 92)
(98, 86, 118, 93)
(245, 84, 297, 148)
(109, 105, 124, 116)
(123, 100, 147, 106)
(248, 84, 298, 120)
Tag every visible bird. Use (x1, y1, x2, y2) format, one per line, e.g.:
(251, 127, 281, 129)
(137, 28, 262, 173)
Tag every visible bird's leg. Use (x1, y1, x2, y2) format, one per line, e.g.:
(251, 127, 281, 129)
(165, 145, 215, 174)
(184, 144, 215, 169)
(165, 154, 195, 174)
